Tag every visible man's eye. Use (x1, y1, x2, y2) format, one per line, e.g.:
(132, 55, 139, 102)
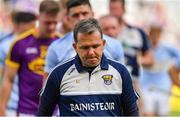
(72, 14, 79, 18)
(81, 46, 89, 50)
(82, 12, 89, 16)
(92, 45, 99, 49)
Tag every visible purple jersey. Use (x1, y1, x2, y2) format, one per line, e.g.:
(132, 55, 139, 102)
(5, 28, 60, 115)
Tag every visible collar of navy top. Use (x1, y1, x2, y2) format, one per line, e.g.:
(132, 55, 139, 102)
(74, 54, 109, 73)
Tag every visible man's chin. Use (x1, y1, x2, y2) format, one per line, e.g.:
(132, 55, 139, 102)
(86, 62, 99, 67)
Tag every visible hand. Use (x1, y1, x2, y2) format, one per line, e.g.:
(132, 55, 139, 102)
(137, 51, 154, 68)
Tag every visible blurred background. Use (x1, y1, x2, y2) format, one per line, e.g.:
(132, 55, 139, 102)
(0, 0, 180, 48)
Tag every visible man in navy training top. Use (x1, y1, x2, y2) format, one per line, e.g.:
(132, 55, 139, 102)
(38, 18, 139, 116)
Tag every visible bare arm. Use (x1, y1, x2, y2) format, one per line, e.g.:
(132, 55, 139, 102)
(43, 72, 49, 79)
(138, 50, 153, 67)
(0, 65, 17, 116)
(169, 65, 180, 87)
(0, 68, 3, 85)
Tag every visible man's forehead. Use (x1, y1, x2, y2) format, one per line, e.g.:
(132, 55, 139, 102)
(69, 5, 92, 14)
(76, 32, 102, 42)
(77, 31, 101, 37)
(77, 39, 102, 47)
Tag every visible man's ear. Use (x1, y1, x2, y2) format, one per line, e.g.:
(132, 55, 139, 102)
(72, 43, 77, 51)
(103, 40, 106, 46)
(91, 11, 95, 17)
(66, 15, 71, 22)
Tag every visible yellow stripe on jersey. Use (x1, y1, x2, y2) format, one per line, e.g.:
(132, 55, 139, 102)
(6, 28, 35, 63)
(5, 59, 20, 69)
(15, 28, 36, 41)
(54, 32, 63, 38)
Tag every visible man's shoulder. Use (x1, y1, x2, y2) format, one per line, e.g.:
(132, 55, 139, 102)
(9, 29, 35, 48)
(126, 24, 147, 35)
(49, 32, 73, 48)
(103, 34, 121, 45)
(107, 58, 125, 70)
(0, 32, 14, 43)
(126, 24, 142, 31)
(0, 35, 15, 48)
(51, 57, 75, 73)
(107, 58, 131, 80)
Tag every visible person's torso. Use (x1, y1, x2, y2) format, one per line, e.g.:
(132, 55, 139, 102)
(10, 29, 59, 114)
(141, 44, 178, 90)
(117, 25, 149, 77)
(59, 64, 123, 116)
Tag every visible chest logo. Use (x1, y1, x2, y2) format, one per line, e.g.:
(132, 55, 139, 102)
(102, 75, 113, 85)
(28, 46, 48, 75)
(26, 47, 38, 54)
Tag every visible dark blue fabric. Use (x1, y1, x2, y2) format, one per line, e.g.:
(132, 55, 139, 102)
(37, 59, 74, 116)
(38, 55, 139, 116)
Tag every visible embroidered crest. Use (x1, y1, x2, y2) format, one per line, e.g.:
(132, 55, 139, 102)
(102, 75, 113, 85)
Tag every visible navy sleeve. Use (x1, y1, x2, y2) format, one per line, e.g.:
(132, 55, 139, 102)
(109, 60, 139, 116)
(37, 69, 60, 116)
(121, 65, 139, 116)
(138, 28, 151, 54)
(38, 59, 74, 116)
(123, 101, 139, 116)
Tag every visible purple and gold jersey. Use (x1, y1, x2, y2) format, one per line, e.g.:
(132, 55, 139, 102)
(5, 28, 60, 115)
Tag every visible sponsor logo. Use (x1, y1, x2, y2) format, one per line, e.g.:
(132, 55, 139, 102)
(26, 47, 38, 54)
(102, 75, 113, 85)
(28, 46, 48, 75)
(70, 102, 115, 111)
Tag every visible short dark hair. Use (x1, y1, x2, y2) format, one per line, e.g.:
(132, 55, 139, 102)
(40, 0, 60, 14)
(73, 18, 103, 43)
(59, 0, 68, 9)
(109, 0, 125, 8)
(66, 0, 92, 13)
(11, 11, 36, 24)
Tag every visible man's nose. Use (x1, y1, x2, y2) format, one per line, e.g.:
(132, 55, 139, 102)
(78, 14, 86, 21)
(49, 23, 56, 31)
(88, 48, 95, 55)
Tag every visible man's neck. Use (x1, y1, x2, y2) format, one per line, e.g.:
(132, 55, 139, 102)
(83, 66, 97, 74)
(37, 29, 54, 39)
(60, 24, 72, 35)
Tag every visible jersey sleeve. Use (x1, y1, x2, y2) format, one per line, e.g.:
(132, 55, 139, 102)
(165, 45, 180, 58)
(164, 45, 180, 69)
(38, 68, 60, 116)
(5, 41, 22, 69)
(44, 43, 58, 73)
(109, 61, 139, 115)
(120, 65, 139, 115)
(138, 28, 151, 54)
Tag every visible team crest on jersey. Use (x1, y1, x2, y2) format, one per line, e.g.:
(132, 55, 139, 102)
(102, 75, 113, 85)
